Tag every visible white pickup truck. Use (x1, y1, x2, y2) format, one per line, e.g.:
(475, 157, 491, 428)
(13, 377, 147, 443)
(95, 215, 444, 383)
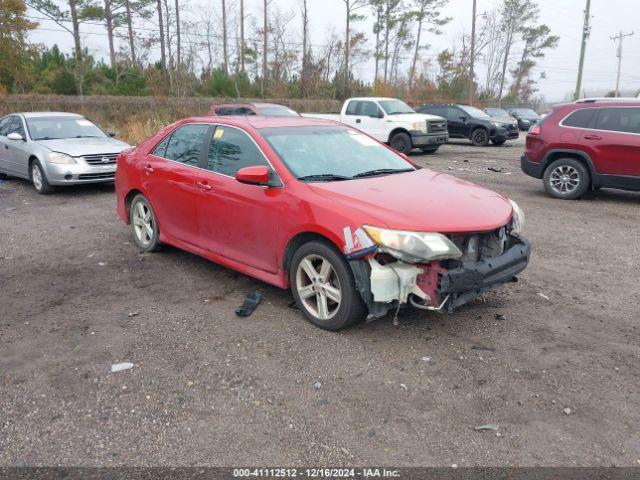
(302, 97, 448, 154)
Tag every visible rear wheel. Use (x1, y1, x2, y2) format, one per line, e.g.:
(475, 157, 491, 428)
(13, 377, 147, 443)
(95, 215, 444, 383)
(290, 240, 366, 330)
(543, 158, 590, 200)
(30, 161, 54, 195)
(390, 132, 413, 154)
(129, 194, 162, 251)
(421, 146, 439, 154)
(471, 128, 490, 146)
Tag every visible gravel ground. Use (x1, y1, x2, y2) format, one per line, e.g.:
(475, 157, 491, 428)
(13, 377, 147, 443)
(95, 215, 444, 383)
(1, 137, 639, 467)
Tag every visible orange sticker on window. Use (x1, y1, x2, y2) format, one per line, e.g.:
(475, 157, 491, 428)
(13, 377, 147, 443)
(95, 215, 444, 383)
(214, 129, 224, 139)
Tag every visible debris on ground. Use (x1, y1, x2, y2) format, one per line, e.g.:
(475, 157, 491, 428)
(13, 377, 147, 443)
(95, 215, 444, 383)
(495, 313, 506, 321)
(474, 424, 499, 431)
(472, 345, 496, 352)
(314, 381, 322, 389)
(421, 356, 433, 364)
(127, 312, 139, 317)
(564, 407, 572, 415)
(98, 262, 107, 266)
(538, 293, 550, 300)
(110, 362, 134, 373)
(400, 383, 408, 390)
(488, 167, 503, 172)
(235, 290, 262, 317)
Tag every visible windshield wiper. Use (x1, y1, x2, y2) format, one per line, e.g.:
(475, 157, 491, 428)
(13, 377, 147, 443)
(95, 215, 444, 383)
(36, 137, 63, 140)
(297, 173, 352, 182)
(352, 168, 414, 178)
(75, 135, 102, 138)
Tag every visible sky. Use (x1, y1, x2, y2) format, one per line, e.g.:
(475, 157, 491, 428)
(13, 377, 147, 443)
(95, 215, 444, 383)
(26, 0, 640, 102)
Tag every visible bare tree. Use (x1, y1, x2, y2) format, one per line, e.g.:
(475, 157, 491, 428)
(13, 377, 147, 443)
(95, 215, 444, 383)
(342, 0, 367, 91)
(408, 0, 449, 90)
(222, 0, 228, 74)
(239, 0, 245, 72)
(156, 0, 168, 91)
(174, 0, 180, 67)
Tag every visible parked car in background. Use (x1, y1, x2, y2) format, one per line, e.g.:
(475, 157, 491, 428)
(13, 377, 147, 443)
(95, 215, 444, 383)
(484, 107, 516, 122)
(509, 107, 541, 131)
(302, 97, 448, 154)
(521, 99, 640, 199)
(210, 102, 300, 117)
(0, 112, 130, 194)
(417, 104, 518, 146)
(116, 115, 529, 330)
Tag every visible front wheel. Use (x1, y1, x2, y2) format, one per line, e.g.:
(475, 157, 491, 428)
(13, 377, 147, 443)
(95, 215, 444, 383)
(129, 194, 162, 251)
(471, 128, 490, 146)
(30, 161, 54, 195)
(389, 132, 413, 155)
(543, 158, 590, 200)
(290, 240, 366, 330)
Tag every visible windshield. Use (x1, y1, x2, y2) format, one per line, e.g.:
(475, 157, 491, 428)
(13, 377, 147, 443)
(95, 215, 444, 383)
(379, 99, 415, 115)
(513, 108, 539, 117)
(258, 106, 299, 117)
(27, 117, 107, 140)
(485, 108, 510, 117)
(261, 126, 415, 181)
(459, 105, 491, 119)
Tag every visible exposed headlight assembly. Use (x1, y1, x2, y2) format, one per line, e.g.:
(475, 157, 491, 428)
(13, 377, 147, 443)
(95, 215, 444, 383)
(47, 152, 76, 164)
(509, 199, 526, 236)
(363, 225, 463, 263)
(411, 122, 427, 133)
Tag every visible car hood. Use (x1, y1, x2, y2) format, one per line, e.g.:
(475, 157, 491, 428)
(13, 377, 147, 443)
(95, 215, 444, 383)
(36, 137, 130, 156)
(389, 112, 445, 123)
(308, 169, 513, 233)
(491, 115, 518, 125)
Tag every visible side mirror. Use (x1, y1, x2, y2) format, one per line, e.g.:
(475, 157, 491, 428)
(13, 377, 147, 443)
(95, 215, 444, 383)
(459, 116, 468, 122)
(7, 132, 23, 141)
(107, 132, 116, 137)
(376, 111, 384, 118)
(235, 165, 270, 185)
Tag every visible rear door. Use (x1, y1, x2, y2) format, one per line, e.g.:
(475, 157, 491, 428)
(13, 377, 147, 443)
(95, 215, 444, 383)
(341, 100, 364, 129)
(0, 116, 17, 175)
(582, 107, 640, 176)
(141, 123, 213, 246)
(194, 125, 283, 273)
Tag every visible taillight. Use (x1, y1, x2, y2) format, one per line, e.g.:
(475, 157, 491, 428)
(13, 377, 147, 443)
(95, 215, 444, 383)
(529, 125, 541, 135)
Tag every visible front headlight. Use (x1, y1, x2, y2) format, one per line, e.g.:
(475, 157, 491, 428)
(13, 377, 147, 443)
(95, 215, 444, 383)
(363, 226, 463, 263)
(509, 200, 526, 236)
(411, 122, 427, 133)
(47, 152, 76, 164)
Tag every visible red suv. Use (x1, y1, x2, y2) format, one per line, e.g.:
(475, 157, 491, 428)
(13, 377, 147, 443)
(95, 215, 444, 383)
(521, 99, 640, 199)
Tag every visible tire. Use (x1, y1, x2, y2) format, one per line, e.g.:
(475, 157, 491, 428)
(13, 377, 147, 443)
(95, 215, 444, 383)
(471, 128, 490, 146)
(491, 138, 506, 146)
(543, 158, 590, 200)
(389, 132, 413, 155)
(129, 194, 162, 252)
(30, 160, 54, 195)
(290, 240, 366, 331)
(421, 146, 439, 154)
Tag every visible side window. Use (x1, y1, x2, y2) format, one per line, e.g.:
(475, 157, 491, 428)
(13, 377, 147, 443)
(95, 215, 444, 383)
(360, 101, 380, 117)
(446, 107, 461, 121)
(345, 101, 359, 115)
(0, 116, 15, 136)
(593, 108, 640, 134)
(163, 124, 211, 167)
(563, 109, 596, 128)
(151, 133, 172, 158)
(9, 117, 26, 137)
(207, 127, 268, 177)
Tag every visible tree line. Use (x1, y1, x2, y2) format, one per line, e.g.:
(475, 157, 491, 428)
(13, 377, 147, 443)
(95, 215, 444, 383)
(1, 0, 558, 104)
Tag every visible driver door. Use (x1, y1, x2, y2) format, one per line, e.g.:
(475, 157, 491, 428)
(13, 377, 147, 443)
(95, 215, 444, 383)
(358, 101, 387, 141)
(446, 106, 468, 138)
(194, 125, 283, 273)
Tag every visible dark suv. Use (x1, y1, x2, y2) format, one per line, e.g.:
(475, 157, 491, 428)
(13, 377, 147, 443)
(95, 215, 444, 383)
(521, 100, 640, 199)
(417, 104, 519, 146)
(509, 108, 540, 131)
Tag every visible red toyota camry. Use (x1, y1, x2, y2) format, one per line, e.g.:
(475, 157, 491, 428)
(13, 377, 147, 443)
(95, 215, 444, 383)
(116, 116, 530, 330)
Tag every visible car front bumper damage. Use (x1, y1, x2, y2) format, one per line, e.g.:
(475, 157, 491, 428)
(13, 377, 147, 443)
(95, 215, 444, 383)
(349, 235, 531, 319)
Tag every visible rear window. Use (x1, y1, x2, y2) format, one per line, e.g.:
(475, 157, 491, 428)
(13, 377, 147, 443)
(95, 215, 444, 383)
(592, 108, 640, 134)
(562, 109, 596, 128)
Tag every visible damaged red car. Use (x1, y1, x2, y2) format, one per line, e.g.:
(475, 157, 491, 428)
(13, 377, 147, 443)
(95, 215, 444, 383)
(116, 116, 530, 330)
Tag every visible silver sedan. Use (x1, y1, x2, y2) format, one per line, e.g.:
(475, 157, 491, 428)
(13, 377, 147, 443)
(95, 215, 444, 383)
(0, 112, 130, 194)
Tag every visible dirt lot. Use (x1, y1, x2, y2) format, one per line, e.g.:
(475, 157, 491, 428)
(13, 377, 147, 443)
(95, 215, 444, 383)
(1, 137, 639, 467)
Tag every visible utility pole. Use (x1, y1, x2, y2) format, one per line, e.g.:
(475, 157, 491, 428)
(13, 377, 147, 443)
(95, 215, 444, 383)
(573, 0, 591, 101)
(611, 30, 634, 97)
(468, 0, 477, 105)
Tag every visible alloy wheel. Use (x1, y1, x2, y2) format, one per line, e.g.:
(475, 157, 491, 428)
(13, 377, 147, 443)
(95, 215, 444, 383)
(32, 164, 43, 191)
(549, 165, 580, 194)
(295, 254, 342, 321)
(132, 201, 155, 246)
(472, 129, 488, 146)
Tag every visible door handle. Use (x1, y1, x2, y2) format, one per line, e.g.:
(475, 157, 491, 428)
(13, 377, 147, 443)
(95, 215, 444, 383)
(195, 180, 212, 191)
(356, 119, 361, 124)
(4, 144, 8, 150)
(584, 134, 602, 140)
(143, 164, 154, 173)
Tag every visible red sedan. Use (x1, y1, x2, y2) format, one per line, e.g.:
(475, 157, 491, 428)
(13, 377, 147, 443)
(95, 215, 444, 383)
(116, 116, 530, 330)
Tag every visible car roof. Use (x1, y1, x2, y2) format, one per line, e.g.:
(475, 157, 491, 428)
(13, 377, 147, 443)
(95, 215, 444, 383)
(19, 112, 84, 119)
(185, 115, 341, 129)
(347, 97, 402, 102)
